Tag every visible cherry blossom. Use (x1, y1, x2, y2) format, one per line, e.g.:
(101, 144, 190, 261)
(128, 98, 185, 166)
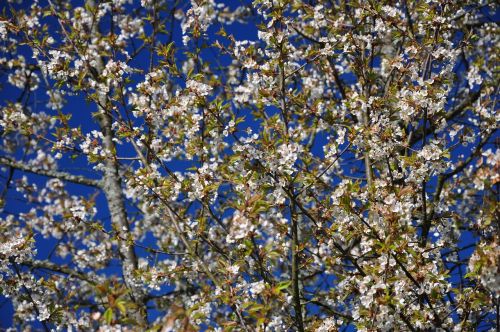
(0, 0, 498, 330)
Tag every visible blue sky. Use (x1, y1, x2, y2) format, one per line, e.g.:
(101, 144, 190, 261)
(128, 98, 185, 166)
(0, 0, 498, 330)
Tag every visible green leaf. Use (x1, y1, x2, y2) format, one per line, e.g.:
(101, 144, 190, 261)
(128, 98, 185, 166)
(116, 300, 127, 315)
(276, 280, 291, 291)
(247, 304, 265, 313)
(103, 308, 114, 324)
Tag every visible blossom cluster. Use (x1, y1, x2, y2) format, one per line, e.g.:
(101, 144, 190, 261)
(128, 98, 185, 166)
(0, 0, 498, 330)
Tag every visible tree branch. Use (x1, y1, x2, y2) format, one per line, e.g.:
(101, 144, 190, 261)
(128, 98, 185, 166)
(290, 194, 304, 332)
(410, 87, 482, 147)
(422, 129, 496, 245)
(20, 260, 98, 285)
(0, 156, 102, 188)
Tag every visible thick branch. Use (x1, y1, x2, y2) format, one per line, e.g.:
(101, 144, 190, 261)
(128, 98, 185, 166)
(0, 156, 102, 188)
(290, 196, 304, 332)
(70, 0, 146, 325)
(20, 260, 98, 285)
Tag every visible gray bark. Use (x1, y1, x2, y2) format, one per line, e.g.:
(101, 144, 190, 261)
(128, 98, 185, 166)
(84, 0, 147, 325)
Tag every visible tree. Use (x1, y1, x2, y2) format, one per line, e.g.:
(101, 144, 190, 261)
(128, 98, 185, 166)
(0, 0, 498, 330)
